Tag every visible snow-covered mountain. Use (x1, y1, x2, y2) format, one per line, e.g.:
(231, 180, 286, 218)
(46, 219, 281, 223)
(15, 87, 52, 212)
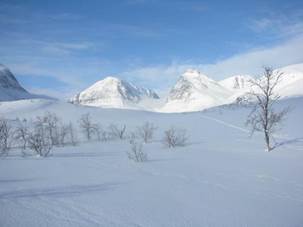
(161, 69, 232, 112)
(0, 64, 44, 101)
(70, 76, 160, 109)
(3, 62, 303, 112)
(161, 64, 303, 113)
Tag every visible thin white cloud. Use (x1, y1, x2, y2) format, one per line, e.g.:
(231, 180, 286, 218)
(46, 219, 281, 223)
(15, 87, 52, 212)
(249, 10, 303, 39)
(40, 41, 95, 56)
(121, 34, 303, 93)
(201, 35, 303, 78)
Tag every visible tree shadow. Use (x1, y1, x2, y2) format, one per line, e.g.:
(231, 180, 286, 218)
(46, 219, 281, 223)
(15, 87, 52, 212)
(274, 137, 303, 149)
(0, 183, 120, 199)
(0, 178, 37, 184)
(53, 151, 118, 158)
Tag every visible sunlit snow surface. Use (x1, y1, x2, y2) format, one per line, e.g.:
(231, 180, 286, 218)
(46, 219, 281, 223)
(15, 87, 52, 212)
(0, 97, 302, 227)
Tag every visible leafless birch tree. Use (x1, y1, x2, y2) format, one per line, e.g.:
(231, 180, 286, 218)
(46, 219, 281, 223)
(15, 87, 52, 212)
(79, 113, 97, 141)
(246, 67, 289, 152)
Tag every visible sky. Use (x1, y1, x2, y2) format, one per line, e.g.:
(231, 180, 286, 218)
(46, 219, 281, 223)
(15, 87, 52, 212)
(1, 0, 303, 99)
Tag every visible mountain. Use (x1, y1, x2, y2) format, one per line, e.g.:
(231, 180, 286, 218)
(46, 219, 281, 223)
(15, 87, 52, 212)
(3, 62, 303, 112)
(161, 64, 303, 113)
(70, 76, 160, 109)
(0, 64, 44, 101)
(161, 69, 232, 112)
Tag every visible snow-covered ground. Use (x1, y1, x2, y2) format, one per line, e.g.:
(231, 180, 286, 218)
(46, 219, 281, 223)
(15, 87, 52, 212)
(0, 98, 303, 227)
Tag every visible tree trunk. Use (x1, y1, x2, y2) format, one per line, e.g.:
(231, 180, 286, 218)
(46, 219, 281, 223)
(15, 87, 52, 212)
(265, 131, 271, 152)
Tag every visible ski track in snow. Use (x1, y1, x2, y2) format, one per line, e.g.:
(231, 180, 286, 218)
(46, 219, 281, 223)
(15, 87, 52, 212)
(201, 113, 303, 151)
(200, 114, 249, 133)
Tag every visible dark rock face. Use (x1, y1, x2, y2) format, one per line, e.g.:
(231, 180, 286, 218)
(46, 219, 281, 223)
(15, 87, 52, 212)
(0, 64, 27, 91)
(0, 64, 37, 101)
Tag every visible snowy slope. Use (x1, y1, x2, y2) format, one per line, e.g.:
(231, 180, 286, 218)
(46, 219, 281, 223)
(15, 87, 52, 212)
(0, 64, 51, 101)
(274, 63, 303, 98)
(219, 75, 254, 91)
(0, 97, 302, 227)
(70, 76, 159, 110)
(161, 69, 232, 112)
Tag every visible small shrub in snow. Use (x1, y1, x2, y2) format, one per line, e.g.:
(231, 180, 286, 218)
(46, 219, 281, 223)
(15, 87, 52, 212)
(136, 122, 157, 143)
(127, 133, 147, 162)
(14, 118, 29, 150)
(0, 117, 12, 156)
(79, 113, 98, 141)
(109, 124, 127, 140)
(163, 127, 188, 148)
(28, 132, 52, 157)
(93, 124, 110, 142)
(58, 123, 69, 146)
(56, 121, 78, 146)
(27, 122, 53, 157)
(37, 112, 61, 146)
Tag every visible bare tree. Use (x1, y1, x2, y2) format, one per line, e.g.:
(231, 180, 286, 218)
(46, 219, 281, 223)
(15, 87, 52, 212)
(163, 126, 188, 148)
(67, 122, 78, 146)
(27, 120, 52, 157)
(246, 67, 289, 152)
(36, 112, 60, 146)
(109, 124, 127, 140)
(0, 117, 12, 155)
(127, 132, 147, 162)
(14, 118, 29, 150)
(137, 122, 157, 143)
(58, 123, 69, 146)
(92, 124, 102, 141)
(56, 121, 78, 146)
(79, 113, 97, 141)
(28, 132, 52, 157)
(92, 124, 109, 142)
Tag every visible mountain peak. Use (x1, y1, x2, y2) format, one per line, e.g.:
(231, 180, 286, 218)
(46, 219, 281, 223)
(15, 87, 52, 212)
(70, 76, 159, 109)
(161, 70, 232, 112)
(181, 69, 215, 85)
(183, 68, 200, 77)
(102, 76, 121, 83)
(0, 64, 48, 101)
(0, 64, 26, 91)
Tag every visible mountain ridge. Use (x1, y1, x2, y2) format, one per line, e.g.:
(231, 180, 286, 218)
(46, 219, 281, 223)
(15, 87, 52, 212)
(1, 63, 303, 112)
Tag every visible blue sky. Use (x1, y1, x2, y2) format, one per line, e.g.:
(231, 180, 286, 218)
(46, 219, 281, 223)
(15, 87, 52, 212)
(1, 0, 303, 98)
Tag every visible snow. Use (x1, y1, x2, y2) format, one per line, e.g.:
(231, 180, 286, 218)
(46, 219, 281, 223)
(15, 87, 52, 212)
(161, 69, 232, 112)
(0, 97, 303, 227)
(274, 63, 303, 98)
(219, 75, 254, 91)
(70, 76, 159, 110)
